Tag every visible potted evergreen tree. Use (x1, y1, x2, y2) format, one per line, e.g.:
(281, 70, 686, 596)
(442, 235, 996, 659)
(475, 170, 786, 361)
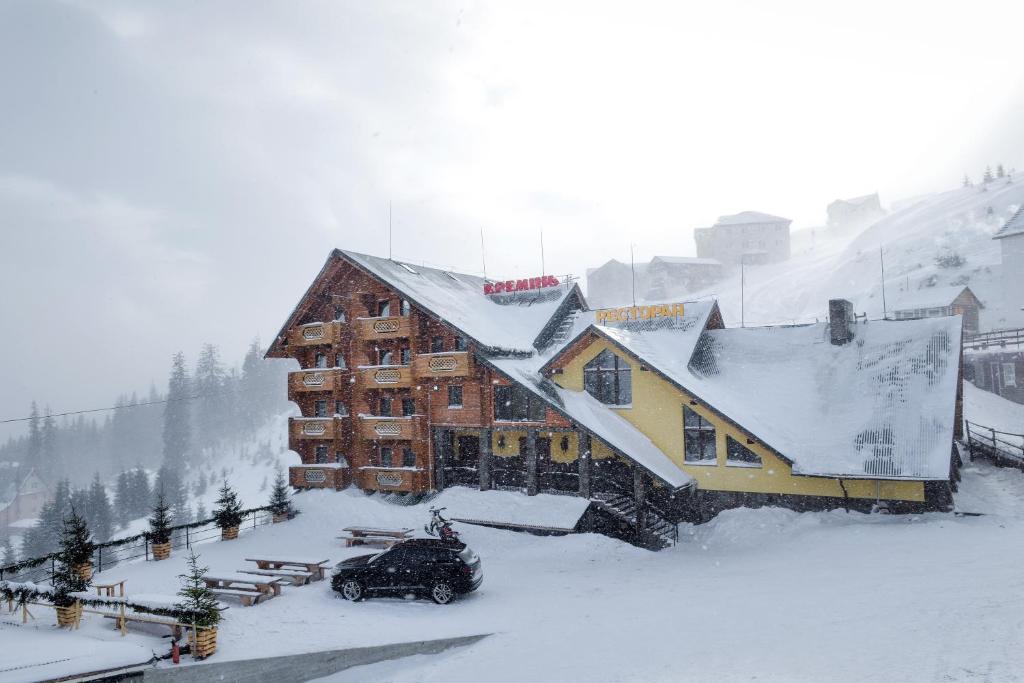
(149, 493, 173, 561)
(268, 468, 292, 523)
(53, 509, 92, 627)
(213, 482, 243, 540)
(177, 550, 222, 659)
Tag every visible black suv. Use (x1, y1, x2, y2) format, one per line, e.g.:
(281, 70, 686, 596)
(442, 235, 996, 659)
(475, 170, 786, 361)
(331, 538, 482, 605)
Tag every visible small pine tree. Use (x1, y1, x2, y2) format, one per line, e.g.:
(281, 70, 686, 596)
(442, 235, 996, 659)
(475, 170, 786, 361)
(149, 493, 173, 545)
(268, 469, 292, 517)
(983, 165, 994, 183)
(176, 550, 222, 628)
(212, 482, 243, 530)
(1, 536, 16, 565)
(52, 508, 93, 607)
(195, 502, 208, 522)
(997, 163, 1005, 178)
(962, 174, 972, 187)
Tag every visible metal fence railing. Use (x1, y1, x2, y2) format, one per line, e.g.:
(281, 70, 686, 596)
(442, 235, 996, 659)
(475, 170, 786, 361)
(965, 421, 1024, 469)
(0, 507, 273, 585)
(963, 328, 1024, 351)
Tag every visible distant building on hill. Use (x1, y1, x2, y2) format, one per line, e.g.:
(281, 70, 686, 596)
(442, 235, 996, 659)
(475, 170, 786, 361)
(827, 193, 885, 230)
(586, 256, 722, 307)
(693, 211, 791, 266)
(993, 206, 1024, 317)
(0, 469, 48, 532)
(890, 285, 983, 335)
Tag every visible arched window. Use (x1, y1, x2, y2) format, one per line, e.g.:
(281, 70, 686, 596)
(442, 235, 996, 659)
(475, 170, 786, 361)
(583, 349, 631, 405)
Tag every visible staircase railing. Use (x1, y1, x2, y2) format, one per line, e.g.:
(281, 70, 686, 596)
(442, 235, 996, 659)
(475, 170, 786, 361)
(965, 421, 1024, 468)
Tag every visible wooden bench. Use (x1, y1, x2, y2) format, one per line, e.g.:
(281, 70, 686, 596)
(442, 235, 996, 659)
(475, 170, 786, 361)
(238, 568, 315, 586)
(337, 533, 405, 549)
(245, 557, 331, 581)
(203, 572, 285, 602)
(102, 612, 183, 639)
(94, 579, 126, 597)
(207, 587, 264, 607)
(339, 527, 412, 548)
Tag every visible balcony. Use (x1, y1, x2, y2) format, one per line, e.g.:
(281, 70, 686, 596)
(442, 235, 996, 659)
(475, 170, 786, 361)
(287, 321, 342, 347)
(412, 351, 471, 378)
(359, 416, 420, 440)
(357, 466, 428, 493)
(288, 417, 342, 441)
(356, 365, 413, 389)
(355, 316, 412, 341)
(287, 368, 345, 397)
(290, 464, 350, 490)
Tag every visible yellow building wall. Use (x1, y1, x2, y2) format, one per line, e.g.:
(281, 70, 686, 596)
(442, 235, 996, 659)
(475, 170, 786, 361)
(554, 337, 926, 503)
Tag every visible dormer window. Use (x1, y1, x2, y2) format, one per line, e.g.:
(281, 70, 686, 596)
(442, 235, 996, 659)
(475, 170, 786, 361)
(583, 349, 632, 405)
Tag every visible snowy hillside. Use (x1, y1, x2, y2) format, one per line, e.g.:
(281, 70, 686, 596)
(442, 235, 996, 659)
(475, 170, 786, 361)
(678, 178, 1024, 329)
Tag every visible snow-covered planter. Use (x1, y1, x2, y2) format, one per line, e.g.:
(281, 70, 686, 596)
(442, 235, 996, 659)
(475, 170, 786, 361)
(213, 482, 244, 541)
(220, 526, 239, 541)
(72, 562, 92, 582)
(152, 542, 171, 561)
(272, 513, 288, 524)
(55, 602, 81, 628)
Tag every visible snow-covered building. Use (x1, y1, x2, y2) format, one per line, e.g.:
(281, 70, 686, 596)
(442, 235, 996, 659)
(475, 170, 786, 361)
(0, 469, 47, 532)
(890, 285, 983, 335)
(827, 193, 885, 230)
(586, 255, 722, 308)
(994, 206, 1024, 316)
(267, 250, 963, 546)
(693, 211, 792, 266)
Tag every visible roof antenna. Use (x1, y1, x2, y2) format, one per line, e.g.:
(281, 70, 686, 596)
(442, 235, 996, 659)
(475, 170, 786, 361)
(630, 243, 637, 307)
(880, 245, 887, 319)
(540, 227, 546, 275)
(388, 201, 393, 260)
(480, 228, 487, 280)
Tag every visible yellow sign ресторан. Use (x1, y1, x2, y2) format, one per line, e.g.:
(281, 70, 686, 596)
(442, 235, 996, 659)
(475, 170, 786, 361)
(595, 302, 685, 324)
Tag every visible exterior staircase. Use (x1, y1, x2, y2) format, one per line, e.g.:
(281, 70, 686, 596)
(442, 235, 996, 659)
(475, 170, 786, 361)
(592, 492, 679, 549)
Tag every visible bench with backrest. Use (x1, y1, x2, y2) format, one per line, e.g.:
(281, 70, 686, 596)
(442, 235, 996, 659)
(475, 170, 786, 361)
(238, 568, 315, 586)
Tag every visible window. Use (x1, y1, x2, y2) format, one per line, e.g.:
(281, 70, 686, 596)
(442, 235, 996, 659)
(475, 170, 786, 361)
(336, 452, 349, 467)
(378, 349, 393, 365)
(335, 401, 348, 416)
(1003, 363, 1017, 387)
(448, 385, 464, 408)
(400, 299, 411, 316)
(726, 436, 762, 467)
(494, 385, 546, 422)
(430, 336, 444, 353)
(380, 446, 394, 467)
(314, 352, 327, 368)
(400, 347, 411, 365)
(455, 335, 467, 351)
(401, 398, 415, 416)
(583, 349, 632, 405)
(377, 300, 391, 317)
(683, 406, 716, 463)
(402, 447, 415, 467)
(379, 396, 392, 416)
(336, 353, 346, 369)
(314, 445, 329, 463)
(334, 307, 346, 322)
(314, 400, 328, 418)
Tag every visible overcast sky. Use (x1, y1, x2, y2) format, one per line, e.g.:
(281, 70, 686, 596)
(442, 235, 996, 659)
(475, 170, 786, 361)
(1, 0, 1022, 435)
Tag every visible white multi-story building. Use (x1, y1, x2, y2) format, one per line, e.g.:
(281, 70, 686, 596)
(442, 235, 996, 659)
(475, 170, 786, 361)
(994, 207, 1024, 318)
(693, 211, 791, 266)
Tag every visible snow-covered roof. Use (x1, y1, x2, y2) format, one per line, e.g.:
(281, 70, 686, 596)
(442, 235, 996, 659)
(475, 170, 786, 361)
(650, 255, 722, 267)
(643, 317, 961, 480)
(831, 193, 880, 208)
(890, 285, 977, 311)
(714, 211, 791, 226)
(340, 250, 582, 354)
(994, 205, 1024, 240)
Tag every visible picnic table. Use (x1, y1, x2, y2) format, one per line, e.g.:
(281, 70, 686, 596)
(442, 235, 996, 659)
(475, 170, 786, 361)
(245, 557, 331, 581)
(94, 579, 126, 597)
(338, 527, 413, 549)
(203, 572, 285, 606)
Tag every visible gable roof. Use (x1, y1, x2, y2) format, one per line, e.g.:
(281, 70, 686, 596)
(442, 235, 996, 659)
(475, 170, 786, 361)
(267, 250, 585, 358)
(994, 205, 1024, 240)
(650, 255, 722, 267)
(890, 285, 982, 312)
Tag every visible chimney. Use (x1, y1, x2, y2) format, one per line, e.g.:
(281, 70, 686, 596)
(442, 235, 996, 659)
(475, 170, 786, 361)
(829, 299, 855, 345)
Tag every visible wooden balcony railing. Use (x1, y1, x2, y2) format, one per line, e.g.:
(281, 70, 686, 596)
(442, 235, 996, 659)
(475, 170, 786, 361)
(287, 368, 344, 395)
(355, 316, 412, 341)
(357, 467, 428, 493)
(287, 321, 342, 347)
(356, 365, 413, 389)
(359, 416, 420, 440)
(288, 417, 342, 441)
(412, 351, 471, 378)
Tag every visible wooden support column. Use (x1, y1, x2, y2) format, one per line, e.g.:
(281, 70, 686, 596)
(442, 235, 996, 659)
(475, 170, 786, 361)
(525, 428, 539, 496)
(578, 432, 592, 499)
(633, 467, 648, 536)
(432, 427, 448, 491)
(479, 428, 493, 491)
